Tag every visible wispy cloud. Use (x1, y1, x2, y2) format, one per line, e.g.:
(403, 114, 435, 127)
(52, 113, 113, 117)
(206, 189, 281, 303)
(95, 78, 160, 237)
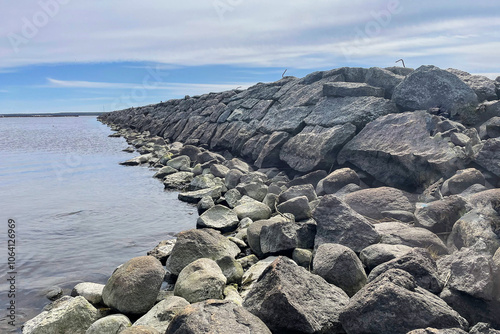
(46, 78, 255, 94)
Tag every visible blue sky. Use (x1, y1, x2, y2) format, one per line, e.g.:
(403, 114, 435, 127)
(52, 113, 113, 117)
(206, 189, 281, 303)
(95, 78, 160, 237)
(0, 0, 499, 114)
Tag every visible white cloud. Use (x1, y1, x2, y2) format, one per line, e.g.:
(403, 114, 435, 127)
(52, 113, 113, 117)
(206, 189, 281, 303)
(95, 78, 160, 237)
(45, 78, 256, 94)
(0, 1, 499, 73)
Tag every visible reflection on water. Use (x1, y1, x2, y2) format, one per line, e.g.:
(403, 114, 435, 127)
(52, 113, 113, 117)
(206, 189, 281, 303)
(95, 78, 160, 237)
(0, 117, 196, 333)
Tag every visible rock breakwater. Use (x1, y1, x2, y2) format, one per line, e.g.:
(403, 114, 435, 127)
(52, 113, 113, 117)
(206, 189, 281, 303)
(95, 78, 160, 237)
(22, 65, 500, 334)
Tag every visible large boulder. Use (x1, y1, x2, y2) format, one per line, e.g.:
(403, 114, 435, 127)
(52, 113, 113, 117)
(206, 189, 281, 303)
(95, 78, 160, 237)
(196, 205, 239, 233)
(312, 243, 367, 296)
(447, 206, 500, 255)
(447, 68, 498, 102)
(475, 138, 500, 177)
(279, 124, 356, 172)
(392, 65, 478, 124)
(22, 296, 99, 334)
(85, 314, 132, 334)
(304, 96, 398, 130)
(165, 300, 272, 334)
(134, 296, 189, 333)
(313, 195, 380, 252)
(437, 246, 498, 301)
(178, 186, 222, 204)
(343, 187, 414, 220)
(323, 81, 385, 97)
(165, 229, 240, 276)
(359, 244, 413, 271)
(233, 200, 272, 221)
(414, 196, 468, 233)
(174, 258, 227, 303)
(367, 248, 443, 294)
(243, 257, 349, 333)
(441, 168, 485, 196)
(239, 256, 278, 298)
(163, 172, 194, 189)
(276, 196, 312, 221)
(375, 222, 449, 255)
(316, 168, 360, 195)
(102, 256, 165, 315)
(339, 269, 468, 334)
(338, 110, 467, 191)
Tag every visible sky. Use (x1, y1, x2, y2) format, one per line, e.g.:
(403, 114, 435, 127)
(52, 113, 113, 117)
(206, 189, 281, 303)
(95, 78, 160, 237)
(0, 0, 499, 114)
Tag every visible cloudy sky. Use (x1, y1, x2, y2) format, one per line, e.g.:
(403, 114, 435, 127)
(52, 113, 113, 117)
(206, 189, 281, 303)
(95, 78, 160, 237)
(1, 0, 499, 114)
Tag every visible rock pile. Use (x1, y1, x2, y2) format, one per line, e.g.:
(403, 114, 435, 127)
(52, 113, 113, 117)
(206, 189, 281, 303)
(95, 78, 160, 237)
(23, 65, 500, 333)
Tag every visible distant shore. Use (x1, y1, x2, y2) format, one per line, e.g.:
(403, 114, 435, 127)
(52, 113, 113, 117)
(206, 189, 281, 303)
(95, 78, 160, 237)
(0, 112, 104, 118)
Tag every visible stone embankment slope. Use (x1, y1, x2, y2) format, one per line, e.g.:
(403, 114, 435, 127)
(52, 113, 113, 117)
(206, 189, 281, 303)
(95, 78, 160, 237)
(22, 66, 500, 334)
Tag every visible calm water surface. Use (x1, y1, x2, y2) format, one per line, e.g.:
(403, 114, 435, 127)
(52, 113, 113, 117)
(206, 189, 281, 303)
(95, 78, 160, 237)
(0, 116, 196, 333)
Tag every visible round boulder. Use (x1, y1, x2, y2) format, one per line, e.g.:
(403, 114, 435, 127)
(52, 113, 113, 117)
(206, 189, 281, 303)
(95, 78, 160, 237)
(102, 256, 165, 315)
(174, 258, 227, 303)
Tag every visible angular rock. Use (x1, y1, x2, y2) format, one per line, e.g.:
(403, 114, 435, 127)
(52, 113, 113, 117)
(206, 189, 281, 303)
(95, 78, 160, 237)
(338, 111, 467, 191)
(305, 96, 398, 130)
(323, 82, 385, 97)
(165, 300, 271, 334)
(174, 258, 226, 303)
(437, 247, 497, 301)
(179, 145, 201, 163)
(447, 68, 498, 102)
(368, 248, 443, 294)
(259, 219, 298, 255)
(344, 187, 414, 220)
(414, 195, 467, 233)
(364, 67, 404, 98)
(209, 164, 230, 178)
(375, 222, 449, 255)
(120, 154, 152, 166)
(178, 186, 222, 204)
(407, 328, 468, 334)
(223, 188, 241, 208)
(277, 196, 312, 221)
(316, 168, 360, 195)
(102, 256, 165, 315)
(196, 205, 239, 233)
(278, 184, 317, 203)
(70, 282, 104, 305)
(240, 256, 278, 298)
(359, 243, 413, 271)
(163, 172, 194, 189)
(22, 296, 98, 334)
(392, 65, 478, 124)
(469, 322, 500, 334)
(254, 131, 290, 168)
(196, 195, 215, 215)
(280, 124, 356, 172)
(257, 105, 313, 134)
(85, 314, 132, 334)
(147, 239, 176, 265)
(243, 257, 349, 334)
(313, 195, 380, 252)
(312, 243, 367, 296)
(287, 170, 328, 188)
(166, 155, 191, 170)
(475, 138, 500, 177)
(441, 168, 486, 195)
(381, 210, 417, 223)
(236, 182, 268, 202)
(340, 269, 468, 334)
(153, 166, 177, 179)
(447, 206, 500, 255)
(215, 255, 244, 284)
(166, 228, 240, 275)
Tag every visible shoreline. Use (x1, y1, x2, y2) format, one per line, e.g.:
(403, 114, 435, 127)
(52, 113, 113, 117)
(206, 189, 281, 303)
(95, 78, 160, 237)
(20, 65, 500, 333)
